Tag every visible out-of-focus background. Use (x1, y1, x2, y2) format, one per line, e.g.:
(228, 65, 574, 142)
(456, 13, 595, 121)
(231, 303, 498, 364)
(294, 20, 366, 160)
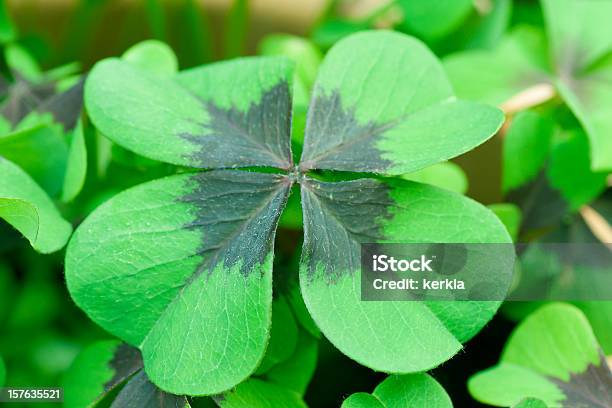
(2, 0, 610, 407)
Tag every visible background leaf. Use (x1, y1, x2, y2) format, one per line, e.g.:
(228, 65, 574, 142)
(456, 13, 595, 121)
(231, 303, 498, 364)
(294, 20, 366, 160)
(63, 340, 142, 408)
(469, 303, 612, 407)
(61, 119, 87, 202)
(0, 157, 71, 253)
(342, 373, 452, 408)
(217, 378, 306, 408)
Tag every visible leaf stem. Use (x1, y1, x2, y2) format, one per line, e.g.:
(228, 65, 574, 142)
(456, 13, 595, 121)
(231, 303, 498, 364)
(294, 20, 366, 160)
(580, 205, 612, 245)
(500, 83, 556, 115)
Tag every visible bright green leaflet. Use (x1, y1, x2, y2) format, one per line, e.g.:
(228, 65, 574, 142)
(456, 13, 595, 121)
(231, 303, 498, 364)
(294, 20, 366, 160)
(300, 178, 511, 373)
(398, 0, 473, 40)
(218, 378, 306, 408)
(546, 130, 607, 209)
(63, 340, 143, 408)
(0, 0, 15, 44)
(66, 171, 289, 395)
(342, 392, 385, 408)
(402, 161, 468, 194)
(62, 119, 87, 202)
(541, 0, 612, 73)
(514, 398, 548, 408)
(469, 303, 612, 407)
(264, 330, 318, 395)
(255, 297, 298, 374)
(301, 31, 503, 175)
(5, 44, 41, 81)
(444, 26, 551, 106)
(0, 158, 72, 253)
(0, 118, 69, 196)
(555, 54, 612, 171)
(84, 59, 206, 167)
(342, 374, 452, 408)
(502, 111, 554, 193)
(488, 203, 522, 241)
(122, 40, 178, 77)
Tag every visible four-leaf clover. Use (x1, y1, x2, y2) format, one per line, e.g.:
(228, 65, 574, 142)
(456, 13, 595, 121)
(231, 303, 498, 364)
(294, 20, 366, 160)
(66, 31, 510, 394)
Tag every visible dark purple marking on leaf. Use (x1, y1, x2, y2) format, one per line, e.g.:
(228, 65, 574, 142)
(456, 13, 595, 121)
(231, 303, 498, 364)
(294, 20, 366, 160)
(0, 74, 84, 129)
(110, 370, 188, 408)
(103, 343, 143, 392)
(0, 74, 55, 126)
(549, 352, 612, 408)
(180, 170, 290, 279)
(300, 90, 394, 173)
(300, 176, 393, 283)
(507, 168, 568, 237)
(182, 82, 293, 170)
(37, 78, 85, 130)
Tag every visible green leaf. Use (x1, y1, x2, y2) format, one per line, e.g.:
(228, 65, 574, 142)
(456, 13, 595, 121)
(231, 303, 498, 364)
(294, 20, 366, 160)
(217, 378, 306, 408)
(541, 0, 612, 73)
(0, 157, 72, 253)
(5, 44, 41, 81)
(255, 296, 298, 374)
(513, 398, 548, 408)
(301, 31, 503, 175)
(0, 118, 69, 196)
(555, 53, 612, 171)
(311, 19, 370, 50)
(86, 57, 293, 169)
(224, 0, 248, 58)
(373, 374, 452, 407)
(110, 370, 190, 408)
(300, 177, 511, 373)
(61, 119, 87, 202)
(502, 111, 554, 193)
(546, 130, 607, 209)
(488, 203, 522, 241)
(398, 0, 473, 40)
(402, 161, 468, 194)
(122, 40, 178, 77)
(469, 303, 612, 407)
(444, 26, 551, 106)
(0, 0, 16, 44)
(66, 170, 290, 395)
(342, 392, 384, 408)
(264, 330, 318, 395)
(342, 374, 452, 408)
(63, 340, 143, 408)
(470, 363, 565, 407)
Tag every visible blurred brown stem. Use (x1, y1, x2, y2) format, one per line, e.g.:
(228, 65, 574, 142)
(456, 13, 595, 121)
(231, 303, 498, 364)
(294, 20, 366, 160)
(580, 205, 612, 244)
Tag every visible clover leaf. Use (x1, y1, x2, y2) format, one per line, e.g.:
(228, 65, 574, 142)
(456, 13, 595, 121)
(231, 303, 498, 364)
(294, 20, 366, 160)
(445, 0, 612, 171)
(341, 373, 452, 408)
(468, 303, 612, 407)
(0, 157, 72, 253)
(66, 30, 508, 395)
(63, 340, 190, 408)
